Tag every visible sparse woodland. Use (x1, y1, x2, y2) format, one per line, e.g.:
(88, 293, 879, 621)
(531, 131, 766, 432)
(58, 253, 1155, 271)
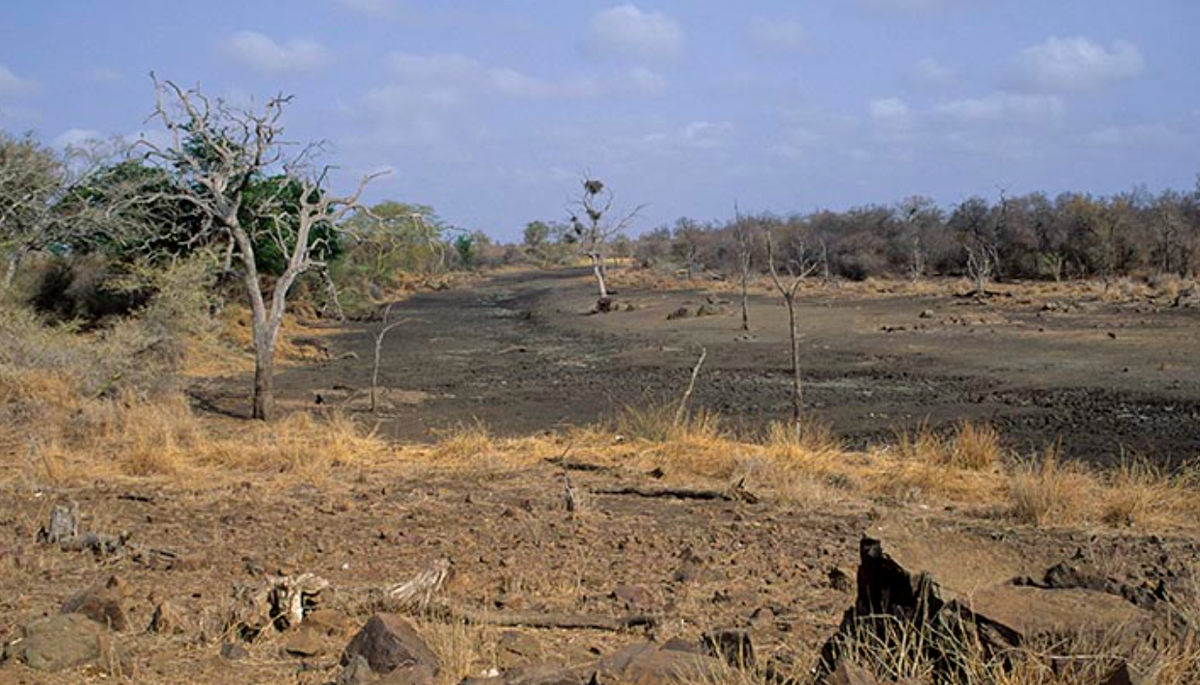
(3, 79, 1200, 685)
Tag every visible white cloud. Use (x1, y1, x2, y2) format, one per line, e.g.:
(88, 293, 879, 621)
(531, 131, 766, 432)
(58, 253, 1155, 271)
(911, 57, 955, 86)
(934, 92, 1065, 125)
(587, 5, 684, 61)
(869, 98, 912, 124)
(0, 64, 37, 98)
(746, 17, 806, 52)
(1011, 36, 1144, 93)
(219, 31, 331, 74)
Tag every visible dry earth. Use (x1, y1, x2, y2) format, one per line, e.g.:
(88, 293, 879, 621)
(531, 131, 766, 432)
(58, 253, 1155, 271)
(199, 268, 1200, 468)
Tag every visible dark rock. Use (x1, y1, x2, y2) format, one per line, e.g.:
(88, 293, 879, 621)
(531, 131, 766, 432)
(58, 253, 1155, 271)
(341, 613, 439, 676)
(377, 663, 437, 684)
(918, 309, 935, 319)
(61, 575, 130, 631)
(2, 613, 117, 673)
(477, 663, 584, 685)
(828, 567, 852, 593)
(665, 307, 690, 321)
(594, 297, 614, 314)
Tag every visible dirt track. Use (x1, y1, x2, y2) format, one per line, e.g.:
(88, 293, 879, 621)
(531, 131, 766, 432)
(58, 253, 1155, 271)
(198, 268, 1200, 468)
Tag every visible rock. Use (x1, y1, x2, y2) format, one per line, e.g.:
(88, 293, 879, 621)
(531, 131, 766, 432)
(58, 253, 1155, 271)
(302, 608, 355, 638)
(341, 613, 438, 677)
(826, 661, 880, 685)
(828, 567, 852, 593)
(2, 613, 118, 673)
(611, 585, 654, 611)
(337, 654, 373, 685)
(593, 642, 723, 684)
(702, 629, 754, 668)
(497, 630, 544, 669)
(695, 303, 725, 317)
(377, 663, 437, 684)
(285, 626, 325, 657)
(61, 575, 130, 631)
(594, 297, 614, 314)
(220, 641, 248, 661)
(918, 309, 935, 319)
(665, 307, 690, 321)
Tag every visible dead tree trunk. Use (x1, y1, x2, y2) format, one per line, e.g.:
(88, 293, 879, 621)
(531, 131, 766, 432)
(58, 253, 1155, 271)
(766, 230, 818, 438)
(734, 203, 752, 332)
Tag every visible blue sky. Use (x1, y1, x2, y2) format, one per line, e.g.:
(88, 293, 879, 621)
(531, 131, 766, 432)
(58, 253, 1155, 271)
(1, 1, 1197, 240)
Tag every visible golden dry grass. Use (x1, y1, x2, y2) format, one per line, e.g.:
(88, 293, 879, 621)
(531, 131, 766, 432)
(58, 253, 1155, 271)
(3, 360, 1198, 532)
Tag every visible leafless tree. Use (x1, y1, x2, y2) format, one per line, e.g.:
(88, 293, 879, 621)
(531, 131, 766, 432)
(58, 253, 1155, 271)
(732, 203, 753, 331)
(139, 75, 382, 420)
(765, 227, 820, 437)
(371, 303, 404, 413)
(569, 174, 642, 310)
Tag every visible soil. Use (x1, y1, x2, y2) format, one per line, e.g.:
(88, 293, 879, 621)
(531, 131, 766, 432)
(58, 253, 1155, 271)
(199, 268, 1200, 469)
(2, 461, 1195, 684)
(4, 269, 1200, 683)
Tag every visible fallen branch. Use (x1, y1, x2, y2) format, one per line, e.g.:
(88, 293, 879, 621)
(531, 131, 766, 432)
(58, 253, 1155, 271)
(591, 486, 734, 501)
(387, 558, 451, 612)
(442, 605, 657, 631)
(673, 346, 707, 426)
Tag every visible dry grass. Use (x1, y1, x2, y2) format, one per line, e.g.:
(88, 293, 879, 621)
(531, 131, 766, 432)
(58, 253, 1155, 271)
(1008, 443, 1093, 525)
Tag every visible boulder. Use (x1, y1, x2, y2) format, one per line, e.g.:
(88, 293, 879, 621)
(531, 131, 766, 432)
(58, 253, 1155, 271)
(341, 613, 438, 677)
(284, 626, 325, 658)
(61, 574, 130, 631)
(3, 613, 118, 673)
(592, 642, 724, 684)
(665, 307, 690, 321)
(377, 663, 437, 685)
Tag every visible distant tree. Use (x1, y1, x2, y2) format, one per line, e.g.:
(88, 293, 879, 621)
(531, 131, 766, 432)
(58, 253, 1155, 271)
(765, 224, 820, 438)
(671, 217, 703, 280)
(732, 204, 754, 331)
(140, 76, 381, 420)
(949, 196, 997, 296)
(568, 175, 642, 309)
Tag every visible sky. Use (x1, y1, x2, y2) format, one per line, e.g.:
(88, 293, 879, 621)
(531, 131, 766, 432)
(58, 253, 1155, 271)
(1, 1, 1198, 240)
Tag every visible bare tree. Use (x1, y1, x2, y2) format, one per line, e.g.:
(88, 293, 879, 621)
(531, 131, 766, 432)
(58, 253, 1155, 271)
(732, 203, 753, 331)
(569, 175, 642, 310)
(370, 303, 404, 413)
(140, 76, 382, 420)
(765, 227, 819, 437)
